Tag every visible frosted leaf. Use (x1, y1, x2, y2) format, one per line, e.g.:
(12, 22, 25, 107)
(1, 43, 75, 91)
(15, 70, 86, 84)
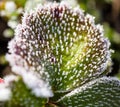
(57, 77, 120, 107)
(7, 2, 111, 92)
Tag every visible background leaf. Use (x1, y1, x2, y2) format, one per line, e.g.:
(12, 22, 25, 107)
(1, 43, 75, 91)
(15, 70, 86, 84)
(5, 77, 47, 107)
(57, 77, 120, 107)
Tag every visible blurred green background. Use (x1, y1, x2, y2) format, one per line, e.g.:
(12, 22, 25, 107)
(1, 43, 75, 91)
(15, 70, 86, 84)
(0, 0, 120, 79)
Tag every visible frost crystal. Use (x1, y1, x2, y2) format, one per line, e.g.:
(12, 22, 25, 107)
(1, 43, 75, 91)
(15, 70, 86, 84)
(21, 70, 53, 97)
(7, 2, 111, 94)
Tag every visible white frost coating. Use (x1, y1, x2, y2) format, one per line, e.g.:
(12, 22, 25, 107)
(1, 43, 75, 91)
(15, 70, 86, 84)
(0, 75, 17, 101)
(10, 65, 53, 98)
(4, 75, 18, 85)
(21, 70, 53, 98)
(6, 54, 30, 72)
(96, 24, 104, 34)
(57, 77, 120, 101)
(6, 46, 53, 98)
(74, 6, 84, 16)
(85, 14, 95, 24)
(0, 87, 11, 101)
(21, 71, 53, 98)
(0, 74, 18, 102)
(22, 71, 53, 98)
(6, 54, 53, 98)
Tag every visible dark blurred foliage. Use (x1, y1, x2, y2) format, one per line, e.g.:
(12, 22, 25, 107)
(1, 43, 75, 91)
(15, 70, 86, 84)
(0, 0, 120, 78)
(0, 17, 9, 77)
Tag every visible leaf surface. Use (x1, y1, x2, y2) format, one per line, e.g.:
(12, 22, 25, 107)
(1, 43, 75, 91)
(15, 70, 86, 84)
(57, 77, 120, 107)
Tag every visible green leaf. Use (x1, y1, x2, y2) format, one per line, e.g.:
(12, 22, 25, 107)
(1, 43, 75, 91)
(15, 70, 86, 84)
(5, 77, 47, 107)
(7, 3, 112, 92)
(57, 77, 120, 107)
